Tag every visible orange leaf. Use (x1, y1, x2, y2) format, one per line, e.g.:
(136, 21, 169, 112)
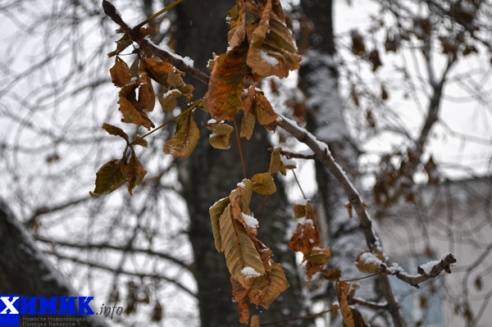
(231, 277, 252, 324)
(248, 261, 289, 308)
(163, 110, 199, 158)
(337, 281, 355, 327)
(90, 159, 127, 197)
(252, 92, 277, 125)
(208, 46, 249, 121)
(110, 56, 132, 87)
(124, 154, 147, 195)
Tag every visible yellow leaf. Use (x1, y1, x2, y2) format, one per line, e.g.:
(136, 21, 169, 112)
(305, 248, 331, 281)
(163, 110, 200, 158)
(207, 121, 234, 150)
(251, 172, 276, 195)
(124, 154, 147, 196)
(322, 268, 342, 281)
(250, 315, 260, 327)
(90, 159, 127, 197)
(337, 281, 355, 327)
(209, 197, 230, 252)
(220, 204, 265, 286)
(248, 261, 289, 308)
(102, 123, 129, 142)
(240, 111, 255, 139)
(131, 137, 148, 147)
(158, 90, 181, 112)
(207, 46, 249, 121)
(110, 56, 132, 87)
(268, 147, 287, 175)
(355, 251, 384, 274)
(241, 0, 301, 78)
(253, 92, 277, 125)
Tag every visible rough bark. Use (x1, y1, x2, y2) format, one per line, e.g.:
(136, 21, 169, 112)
(0, 200, 107, 327)
(174, 1, 308, 326)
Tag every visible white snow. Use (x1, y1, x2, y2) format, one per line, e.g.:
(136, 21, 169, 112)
(241, 266, 262, 278)
(237, 182, 246, 188)
(281, 157, 297, 167)
(242, 213, 259, 229)
(260, 50, 279, 66)
(419, 260, 440, 275)
(207, 119, 217, 124)
(147, 39, 195, 67)
(358, 252, 383, 266)
(297, 217, 315, 227)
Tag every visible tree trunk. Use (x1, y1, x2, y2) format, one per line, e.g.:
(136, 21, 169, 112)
(0, 200, 107, 327)
(174, 1, 308, 326)
(299, 0, 368, 299)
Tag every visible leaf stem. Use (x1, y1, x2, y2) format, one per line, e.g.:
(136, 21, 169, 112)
(131, 103, 195, 145)
(292, 170, 307, 200)
(340, 271, 382, 283)
(233, 117, 247, 179)
(134, 0, 184, 30)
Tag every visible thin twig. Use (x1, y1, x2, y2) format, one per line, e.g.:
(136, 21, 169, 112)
(233, 117, 247, 179)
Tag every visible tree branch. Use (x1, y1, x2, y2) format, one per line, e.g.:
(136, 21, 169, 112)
(393, 253, 457, 288)
(45, 251, 197, 298)
(34, 235, 192, 272)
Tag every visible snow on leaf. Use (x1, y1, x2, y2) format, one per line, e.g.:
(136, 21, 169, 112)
(355, 251, 385, 274)
(220, 204, 265, 286)
(110, 56, 132, 87)
(251, 172, 276, 195)
(158, 90, 182, 112)
(207, 121, 234, 150)
(242, 213, 259, 229)
(241, 266, 262, 278)
(163, 110, 199, 158)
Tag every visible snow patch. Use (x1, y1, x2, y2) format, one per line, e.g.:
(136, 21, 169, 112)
(241, 266, 261, 278)
(260, 50, 279, 66)
(419, 260, 440, 275)
(358, 252, 383, 266)
(242, 213, 259, 229)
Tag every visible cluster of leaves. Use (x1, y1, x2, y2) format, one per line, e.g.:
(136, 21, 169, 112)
(373, 150, 440, 208)
(209, 171, 287, 324)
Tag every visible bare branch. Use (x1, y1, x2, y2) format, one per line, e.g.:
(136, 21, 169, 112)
(45, 251, 197, 298)
(393, 253, 457, 288)
(34, 235, 192, 272)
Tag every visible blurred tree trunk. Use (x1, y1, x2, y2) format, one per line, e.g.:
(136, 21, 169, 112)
(174, 1, 308, 326)
(299, 0, 367, 295)
(0, 200, 107, 327)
